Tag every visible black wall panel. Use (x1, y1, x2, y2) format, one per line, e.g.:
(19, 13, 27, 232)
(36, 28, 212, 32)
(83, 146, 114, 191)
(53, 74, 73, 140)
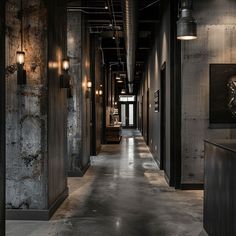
(47, 0, 68, 207)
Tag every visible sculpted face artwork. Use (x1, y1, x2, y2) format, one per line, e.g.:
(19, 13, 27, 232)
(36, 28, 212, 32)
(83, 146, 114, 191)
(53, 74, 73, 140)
(227, 76, 236, 117)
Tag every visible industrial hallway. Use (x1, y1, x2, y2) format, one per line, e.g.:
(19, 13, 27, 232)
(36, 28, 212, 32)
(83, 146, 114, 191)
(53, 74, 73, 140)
(6, 130, 204, 236)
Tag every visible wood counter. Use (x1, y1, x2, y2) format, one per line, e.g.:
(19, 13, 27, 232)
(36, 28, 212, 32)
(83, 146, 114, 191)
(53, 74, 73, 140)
(106, 125, 121, 144)
(204, 140, 236, 236)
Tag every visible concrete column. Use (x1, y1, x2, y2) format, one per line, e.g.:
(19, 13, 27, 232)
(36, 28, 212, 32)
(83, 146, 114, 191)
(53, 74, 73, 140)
(5, 0, 68, 220)
(67, 9, 91, 176)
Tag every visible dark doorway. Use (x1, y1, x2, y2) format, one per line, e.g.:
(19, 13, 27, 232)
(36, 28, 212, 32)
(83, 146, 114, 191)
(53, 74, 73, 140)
(120, 102, 136, 129)
(160, 62, 166, 171)
(141, 95, 144, 135)
(146, 89, 150, 145)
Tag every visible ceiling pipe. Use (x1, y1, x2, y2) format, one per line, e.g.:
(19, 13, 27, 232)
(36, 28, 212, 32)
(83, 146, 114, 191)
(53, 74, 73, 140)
(122, 0, 137, 94)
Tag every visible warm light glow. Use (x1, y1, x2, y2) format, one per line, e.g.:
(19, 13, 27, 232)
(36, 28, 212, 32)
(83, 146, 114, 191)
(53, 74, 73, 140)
(62, 59, 70, 71)
(177, 35, 197, 40)
(121, 89, 126, 94)
(117, 80, 123, 83)
(96, 90, 99, 95)
(99, 90, 103, 95)
(16, 51, 25, 65)
(48, 61, 59, 69)
(87, 81, 92, 88)
(116, 76, 121, 80)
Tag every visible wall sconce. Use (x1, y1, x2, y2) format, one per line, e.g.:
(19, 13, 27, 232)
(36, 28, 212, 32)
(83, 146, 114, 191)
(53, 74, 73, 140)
(96, 90, 99, 95)
(177, 0, 197, 40)
(60, 58, 70, 88)
(99, 89, 103, 96)
(87, 81, 92, 90)
(17, 0, 26, 85)
(17, 51, 26, 84)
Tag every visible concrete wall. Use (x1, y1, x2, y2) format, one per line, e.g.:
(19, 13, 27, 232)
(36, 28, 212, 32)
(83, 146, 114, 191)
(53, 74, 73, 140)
(0, 0, 5, 233)
(181, 0, 236, 184)
(5, 0, 68, 217)
(5, 0, 48, 209)
(67, 11, 83, 176)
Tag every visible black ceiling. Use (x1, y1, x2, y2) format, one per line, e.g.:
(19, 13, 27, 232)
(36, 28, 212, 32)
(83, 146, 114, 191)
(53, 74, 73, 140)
(67, 0, 160, 94)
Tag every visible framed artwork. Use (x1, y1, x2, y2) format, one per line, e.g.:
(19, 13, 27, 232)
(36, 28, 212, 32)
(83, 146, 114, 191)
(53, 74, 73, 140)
(154, 90, 159, 113)
(210, 64, 236, 128)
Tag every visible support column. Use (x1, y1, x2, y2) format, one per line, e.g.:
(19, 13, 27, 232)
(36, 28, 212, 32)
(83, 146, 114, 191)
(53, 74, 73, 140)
(5, 0, 68, 220)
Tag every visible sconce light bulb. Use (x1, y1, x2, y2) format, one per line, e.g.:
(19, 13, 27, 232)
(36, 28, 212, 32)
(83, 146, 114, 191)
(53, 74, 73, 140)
(62, 58, 70, 71)
(16, 51, 25, 65)
(121, 89, 126, 94)
(87, 81, 92, 88)
(99, 90, 103, 96)
(96, 90, 99, 95)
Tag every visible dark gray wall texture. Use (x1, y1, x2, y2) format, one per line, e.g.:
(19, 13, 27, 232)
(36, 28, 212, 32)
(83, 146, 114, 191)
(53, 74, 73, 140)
(139, 0, 172, 181)
(47, 0, 68, 207)
(0, 0, 6, 234)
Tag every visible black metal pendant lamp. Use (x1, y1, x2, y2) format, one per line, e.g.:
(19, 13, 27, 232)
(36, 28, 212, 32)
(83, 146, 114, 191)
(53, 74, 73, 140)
(177, 0, 197, 40)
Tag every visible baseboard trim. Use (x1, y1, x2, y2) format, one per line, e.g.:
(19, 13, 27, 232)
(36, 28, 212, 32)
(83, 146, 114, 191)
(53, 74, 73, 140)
(6, 187, 68, 221)
(67, 161, 90, 177)
(180, 183, 204, 190)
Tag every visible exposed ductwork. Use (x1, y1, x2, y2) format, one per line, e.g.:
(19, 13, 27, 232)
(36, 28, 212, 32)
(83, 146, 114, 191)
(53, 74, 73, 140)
(122, 0, 137, 94)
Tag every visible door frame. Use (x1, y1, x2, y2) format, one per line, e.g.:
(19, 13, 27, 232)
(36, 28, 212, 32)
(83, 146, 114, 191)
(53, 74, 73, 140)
(119, 102, 137, 129)
(160, 62, 166, 171)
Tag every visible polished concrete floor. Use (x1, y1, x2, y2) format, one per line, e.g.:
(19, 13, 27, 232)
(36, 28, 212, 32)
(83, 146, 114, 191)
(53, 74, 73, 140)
(7, 130, 205, 236)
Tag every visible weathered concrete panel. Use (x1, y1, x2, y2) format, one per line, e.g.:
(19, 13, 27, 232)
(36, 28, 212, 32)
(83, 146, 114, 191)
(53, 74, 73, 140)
(5, 0, 48, 209)
(67, 11, 83, 175)
(181, 0, 236, 183)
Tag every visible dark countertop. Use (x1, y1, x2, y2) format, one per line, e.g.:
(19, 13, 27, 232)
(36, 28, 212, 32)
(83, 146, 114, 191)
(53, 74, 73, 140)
(205, 139, 236, 153)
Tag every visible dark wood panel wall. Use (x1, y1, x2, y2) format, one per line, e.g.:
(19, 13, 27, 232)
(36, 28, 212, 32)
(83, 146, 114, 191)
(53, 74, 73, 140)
(80, 13, 91, 168)
(0, 0, 6, 233)
(90, 35, 103, 155)
(47, 0, 68, 207)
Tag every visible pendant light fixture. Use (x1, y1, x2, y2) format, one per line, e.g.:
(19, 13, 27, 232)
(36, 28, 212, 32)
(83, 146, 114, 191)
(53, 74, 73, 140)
(177, 0, 197, 40)
(17, 0, 26, 84)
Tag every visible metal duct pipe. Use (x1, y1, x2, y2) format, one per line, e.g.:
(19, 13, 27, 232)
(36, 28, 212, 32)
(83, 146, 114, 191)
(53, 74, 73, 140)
(122, 0, 137, 93)
(128, 83, 134, 94)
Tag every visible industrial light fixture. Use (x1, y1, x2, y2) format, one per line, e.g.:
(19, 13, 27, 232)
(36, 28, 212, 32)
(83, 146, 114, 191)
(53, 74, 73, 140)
(177, 0, 197, 40)
(121, 89, 126, 94)
(105, 2, 108, 9)
(60, 58, 70, 88)
(17, 0, 26, 85)
(87, 81, 92, 89)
